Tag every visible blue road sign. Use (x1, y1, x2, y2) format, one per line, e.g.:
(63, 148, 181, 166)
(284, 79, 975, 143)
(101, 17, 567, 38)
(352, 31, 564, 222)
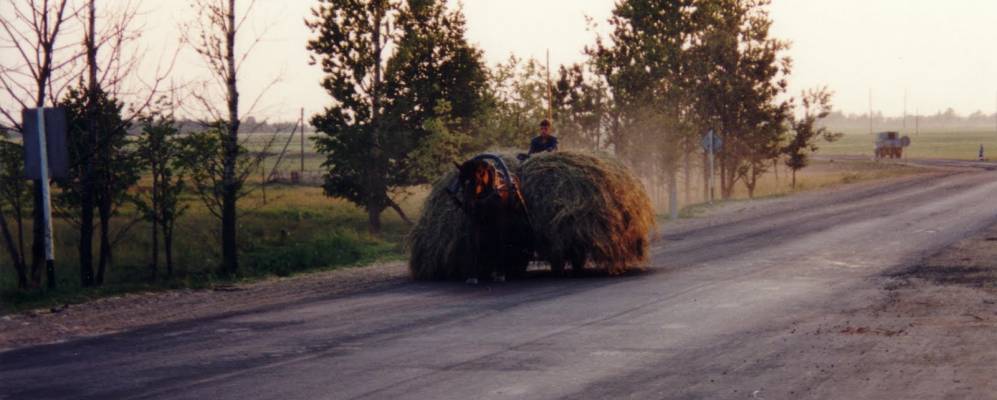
(701, 130, 723, 153)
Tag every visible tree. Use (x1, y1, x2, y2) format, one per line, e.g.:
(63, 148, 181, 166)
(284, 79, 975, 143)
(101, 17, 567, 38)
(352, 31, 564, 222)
(475, 55, 550, 151)
(783, 87, 842, 188)
(585, 0, 699, 216)
(56, 84, 141, 285)
(176, 125, 246, 225)
(184, 0, 265, 275)
(0, 0, 83, 288)
(383, 0, 488, 184)
(586, 0, 695, 164)
(308, 0, 488, 233)
(689, 0, 792, 199)
(552, 64, 611, 150)
(0, 137, 31, 289)
(69, 0, 174, 287)
(135, 110, 188, 280)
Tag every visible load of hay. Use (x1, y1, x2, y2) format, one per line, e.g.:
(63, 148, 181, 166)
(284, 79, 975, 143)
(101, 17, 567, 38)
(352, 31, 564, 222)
(407, 153, 523, 280)
(407, 150, 655, 279)
(520, 151, 655, 275)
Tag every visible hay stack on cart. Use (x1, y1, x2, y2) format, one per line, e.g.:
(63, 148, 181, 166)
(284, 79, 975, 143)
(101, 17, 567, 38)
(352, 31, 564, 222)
(408, 151, 655, 280)
(520, 152, 655, 275)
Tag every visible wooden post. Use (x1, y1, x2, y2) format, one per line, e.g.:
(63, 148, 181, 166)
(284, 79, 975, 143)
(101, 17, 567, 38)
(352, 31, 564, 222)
(299, 107, 305, 174)
(546, 49, 552, 122)
(261, 159, 267, 205)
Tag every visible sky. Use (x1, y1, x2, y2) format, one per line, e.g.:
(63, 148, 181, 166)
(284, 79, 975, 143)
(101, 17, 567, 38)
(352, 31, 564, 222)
(8, 1, 997, 121)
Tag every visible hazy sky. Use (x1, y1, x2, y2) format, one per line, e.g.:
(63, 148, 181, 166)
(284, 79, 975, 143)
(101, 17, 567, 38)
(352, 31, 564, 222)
(10, 1, 997, 121)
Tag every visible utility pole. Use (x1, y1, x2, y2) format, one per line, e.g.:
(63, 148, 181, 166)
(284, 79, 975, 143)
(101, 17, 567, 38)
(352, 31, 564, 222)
(903, 89, 908, 131)
(704, 129, 716, 205)
(868, 88, 873, 134)
(299, 107, 305, 174)
(916, 108, 919, 135)
(546, 49, 552, 122)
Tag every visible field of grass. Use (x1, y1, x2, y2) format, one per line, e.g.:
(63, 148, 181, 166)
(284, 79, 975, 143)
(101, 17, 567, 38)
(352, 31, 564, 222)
(0, 182, 429, 312)
(817, 129, 997, 160)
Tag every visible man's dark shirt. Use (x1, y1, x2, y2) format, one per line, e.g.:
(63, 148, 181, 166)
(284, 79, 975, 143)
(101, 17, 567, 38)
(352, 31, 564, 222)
(528, 135, 558, 154)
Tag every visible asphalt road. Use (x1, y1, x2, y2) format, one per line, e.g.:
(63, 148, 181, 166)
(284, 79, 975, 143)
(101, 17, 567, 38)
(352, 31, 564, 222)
(3, 160, 997, 400)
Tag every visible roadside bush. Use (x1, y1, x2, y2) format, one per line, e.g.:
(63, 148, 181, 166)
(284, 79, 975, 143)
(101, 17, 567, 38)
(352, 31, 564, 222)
(244, 230, 396, 277)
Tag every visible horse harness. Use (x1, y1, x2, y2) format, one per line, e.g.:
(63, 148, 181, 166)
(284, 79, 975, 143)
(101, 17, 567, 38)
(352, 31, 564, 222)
(448, 153, 531, 218)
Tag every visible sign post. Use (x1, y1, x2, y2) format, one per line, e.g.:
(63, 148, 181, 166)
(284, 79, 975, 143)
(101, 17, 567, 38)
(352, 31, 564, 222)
(22, 107, 67, 288)
(701, 130, 722, 205)
(35, 108, 54, 265)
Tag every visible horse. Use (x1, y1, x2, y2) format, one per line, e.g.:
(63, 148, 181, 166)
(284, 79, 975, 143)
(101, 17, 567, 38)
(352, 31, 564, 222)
(450, 155, 533, 284)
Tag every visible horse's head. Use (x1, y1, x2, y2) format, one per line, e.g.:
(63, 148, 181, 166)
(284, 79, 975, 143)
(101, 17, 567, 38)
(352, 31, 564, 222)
(453, 159, 496, 208)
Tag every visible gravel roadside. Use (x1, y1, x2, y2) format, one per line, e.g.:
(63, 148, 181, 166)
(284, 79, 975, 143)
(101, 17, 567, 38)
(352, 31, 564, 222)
(0, 262, 408, 351)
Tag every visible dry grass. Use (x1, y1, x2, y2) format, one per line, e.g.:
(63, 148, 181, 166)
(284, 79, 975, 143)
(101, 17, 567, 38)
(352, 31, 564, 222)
(521, 151, 655, 274)
(646, 156, 924, 215)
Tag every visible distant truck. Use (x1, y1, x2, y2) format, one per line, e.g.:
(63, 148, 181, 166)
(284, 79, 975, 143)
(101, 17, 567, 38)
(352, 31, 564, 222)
(874, 131, 911, 159)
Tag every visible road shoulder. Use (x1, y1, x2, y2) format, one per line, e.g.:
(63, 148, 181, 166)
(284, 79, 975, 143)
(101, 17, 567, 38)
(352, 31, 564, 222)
(787, 220, 997, 397)
(0, 261, 408, 352)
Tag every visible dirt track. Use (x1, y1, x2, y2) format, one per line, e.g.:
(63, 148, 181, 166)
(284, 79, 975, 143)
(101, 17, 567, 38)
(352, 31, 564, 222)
(2, 158, 997, 399)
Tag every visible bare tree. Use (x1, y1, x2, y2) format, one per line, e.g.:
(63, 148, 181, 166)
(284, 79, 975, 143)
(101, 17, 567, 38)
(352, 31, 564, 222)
(0, 0, 83, 288)
(57, 0, 175, 287)
(183, 0, 277, 276)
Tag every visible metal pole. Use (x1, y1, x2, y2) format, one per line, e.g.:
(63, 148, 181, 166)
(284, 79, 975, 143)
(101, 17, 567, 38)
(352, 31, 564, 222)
(299, 107, 305, 174)
(546, 49, 552, 121)
(37, 107, 55, 266)
(868, 88, 873, 135)
(668, 173, 678, 220)
(707, 130, 715, 205)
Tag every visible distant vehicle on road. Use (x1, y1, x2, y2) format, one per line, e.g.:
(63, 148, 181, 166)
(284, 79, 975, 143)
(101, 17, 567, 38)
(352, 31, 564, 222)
(874, 131, 911, 159)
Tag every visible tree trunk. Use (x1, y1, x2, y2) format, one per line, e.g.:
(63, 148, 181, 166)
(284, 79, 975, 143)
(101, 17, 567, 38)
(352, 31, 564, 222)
(80, 0, 98, 288)
(668, 167, 678, 220)
(746, 165, 756, 199)
(149, 168, 159, 282)
(792, 169, 797, 189)
(366, 8, 386, 235)
(0, 210, 27, 288)
(164, 221, 174, 277)
(683, 150, 691, 206)
(221, 188, 238, 275)
(719, 157, 729, 199)
(702, 153, 709, 202)
(30, 184, 45, 288)
(79, 191, 95, 286)
(772, 158, 779, 185)
(368, 206, 383, 235)
(96, 197, 111, 285)
(150, 214, 158, 282)
(220, 0, 241, 276)
(15, 201, 25, 275)
(388, 199, 412, 225)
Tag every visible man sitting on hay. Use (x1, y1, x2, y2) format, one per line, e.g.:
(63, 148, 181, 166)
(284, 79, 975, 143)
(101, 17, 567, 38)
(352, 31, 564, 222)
(528, 119, 558, 155)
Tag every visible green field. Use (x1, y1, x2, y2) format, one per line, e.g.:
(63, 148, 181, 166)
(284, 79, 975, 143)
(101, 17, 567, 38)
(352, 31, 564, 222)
(0, 183, 428, 312)
(818, 130, 997, 160)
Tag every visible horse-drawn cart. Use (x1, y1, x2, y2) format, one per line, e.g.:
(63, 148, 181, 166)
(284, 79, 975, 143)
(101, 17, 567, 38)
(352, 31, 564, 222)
(408, 151, 656, 282)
